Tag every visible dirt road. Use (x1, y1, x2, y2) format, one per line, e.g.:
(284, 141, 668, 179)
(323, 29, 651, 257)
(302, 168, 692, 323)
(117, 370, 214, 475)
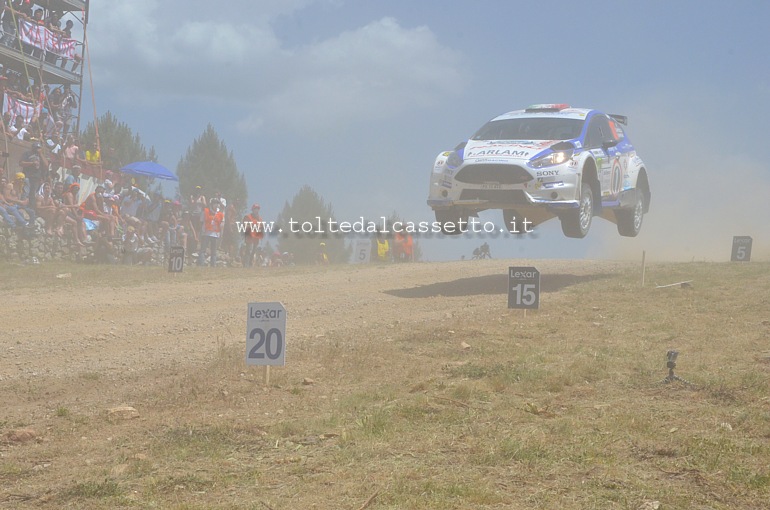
(0, 259, 626, 418)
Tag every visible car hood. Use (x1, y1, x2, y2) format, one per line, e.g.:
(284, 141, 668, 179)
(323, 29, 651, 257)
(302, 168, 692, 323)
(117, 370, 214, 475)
(462, 139, 558, 162)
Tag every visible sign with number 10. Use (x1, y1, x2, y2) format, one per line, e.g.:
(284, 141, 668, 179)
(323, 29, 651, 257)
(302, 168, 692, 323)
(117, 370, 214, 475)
(168, 246, 185, 273)
(246, 302, 286, 366)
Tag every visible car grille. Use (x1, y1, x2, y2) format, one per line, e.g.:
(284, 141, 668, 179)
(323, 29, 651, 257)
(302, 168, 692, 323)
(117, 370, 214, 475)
(455, 164, 533, 185)
(459, 189, 529, 204)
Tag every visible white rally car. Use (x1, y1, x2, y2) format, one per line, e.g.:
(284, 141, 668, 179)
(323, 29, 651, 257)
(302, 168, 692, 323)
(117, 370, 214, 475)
(427, 104, 650, 238)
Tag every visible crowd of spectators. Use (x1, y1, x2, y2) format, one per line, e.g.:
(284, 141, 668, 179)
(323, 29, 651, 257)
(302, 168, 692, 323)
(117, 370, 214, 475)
(1, 0, 82, 152)
(1, 76, 79, 146)
(0, 142, 276, 268)
(1, 149, 423, 267)
(1, 0, 81, 72)
(0, 142, 163, 260)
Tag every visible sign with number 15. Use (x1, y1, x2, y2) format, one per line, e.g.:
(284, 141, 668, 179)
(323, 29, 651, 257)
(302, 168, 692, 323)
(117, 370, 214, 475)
(508, 267, 540, 310)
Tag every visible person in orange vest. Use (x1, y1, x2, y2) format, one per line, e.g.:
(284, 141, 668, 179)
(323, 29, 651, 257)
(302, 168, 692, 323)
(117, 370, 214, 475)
(393, 231, 407, 261)
(402, 232, 414, 262)
(242, 203, 264, 267)
(197, 198, 224, 266)
(393, 231, 415, 262)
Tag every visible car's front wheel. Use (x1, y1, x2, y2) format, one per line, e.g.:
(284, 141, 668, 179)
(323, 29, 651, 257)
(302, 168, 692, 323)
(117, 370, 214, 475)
(435, 209, 468, 236)
(560, 183, 593, 238)
(615, 189, 644, 237)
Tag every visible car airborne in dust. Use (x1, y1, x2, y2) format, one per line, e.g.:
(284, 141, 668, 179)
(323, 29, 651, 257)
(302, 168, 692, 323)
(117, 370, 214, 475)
(427, 104, 650, 238)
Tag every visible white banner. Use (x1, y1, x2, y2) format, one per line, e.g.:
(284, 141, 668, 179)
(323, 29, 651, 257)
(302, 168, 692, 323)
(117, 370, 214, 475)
(18, 19, 76, 59)
(3, 93, 41, 127)
(17, 19, 45, 51)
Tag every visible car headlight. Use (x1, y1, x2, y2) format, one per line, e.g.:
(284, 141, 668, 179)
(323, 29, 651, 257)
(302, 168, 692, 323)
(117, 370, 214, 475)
(529, 149, 574, 168)
(446, 151, 463, 168)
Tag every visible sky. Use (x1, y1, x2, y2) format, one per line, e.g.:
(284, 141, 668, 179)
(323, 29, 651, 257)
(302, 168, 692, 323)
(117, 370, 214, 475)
(80, 0, 770, 262)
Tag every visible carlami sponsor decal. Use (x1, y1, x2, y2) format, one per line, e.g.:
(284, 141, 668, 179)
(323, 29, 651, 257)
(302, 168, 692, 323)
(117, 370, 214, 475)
(467, 149, 530, 158)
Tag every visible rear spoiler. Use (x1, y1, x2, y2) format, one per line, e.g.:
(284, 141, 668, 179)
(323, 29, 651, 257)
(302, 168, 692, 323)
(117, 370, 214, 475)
(609, 114, 628, 125)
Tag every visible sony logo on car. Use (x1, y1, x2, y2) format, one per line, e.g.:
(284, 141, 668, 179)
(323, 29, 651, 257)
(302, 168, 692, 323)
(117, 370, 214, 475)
(536, 170, 560, 177)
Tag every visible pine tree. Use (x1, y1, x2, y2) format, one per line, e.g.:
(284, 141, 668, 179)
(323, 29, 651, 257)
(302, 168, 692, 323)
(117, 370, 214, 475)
(275, 185, 349, 264)
(80, 111, 155, 170)
(176, 125, 247, 215)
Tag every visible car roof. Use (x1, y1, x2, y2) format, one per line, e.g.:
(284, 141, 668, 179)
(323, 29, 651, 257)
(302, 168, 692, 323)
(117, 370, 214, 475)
(491, 107, 594, 122)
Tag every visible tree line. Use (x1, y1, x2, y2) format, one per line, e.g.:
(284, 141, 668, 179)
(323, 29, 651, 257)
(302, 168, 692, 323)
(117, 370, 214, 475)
(78, 112, 417, 264)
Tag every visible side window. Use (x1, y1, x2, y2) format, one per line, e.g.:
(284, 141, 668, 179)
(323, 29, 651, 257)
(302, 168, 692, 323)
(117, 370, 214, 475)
(608, 119, 624, 142)
(585, 116, 616, 148)
(584, 117, 605, 148)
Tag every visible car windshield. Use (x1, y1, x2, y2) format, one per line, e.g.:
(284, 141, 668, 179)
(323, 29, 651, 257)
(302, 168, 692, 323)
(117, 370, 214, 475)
(471, 117, 584, 141)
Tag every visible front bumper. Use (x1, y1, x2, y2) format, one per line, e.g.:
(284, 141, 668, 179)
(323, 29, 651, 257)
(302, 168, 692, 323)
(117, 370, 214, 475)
(428, 160, 580, 211)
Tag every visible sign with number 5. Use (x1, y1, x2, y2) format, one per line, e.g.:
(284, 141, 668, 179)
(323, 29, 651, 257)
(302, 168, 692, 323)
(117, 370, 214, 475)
(352, 239, 371, 264)
(731, 236, 752, 262)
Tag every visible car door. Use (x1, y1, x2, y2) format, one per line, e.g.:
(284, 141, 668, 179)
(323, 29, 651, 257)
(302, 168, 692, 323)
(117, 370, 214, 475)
(584, 115, 613, 198)
(607, 119, 631, 196)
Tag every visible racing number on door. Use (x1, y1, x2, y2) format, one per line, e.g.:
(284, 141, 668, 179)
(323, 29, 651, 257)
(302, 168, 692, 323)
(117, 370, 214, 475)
(511, 284, 537, 306)
(248, 327, 283, 360)
(610, 159, 622, 196)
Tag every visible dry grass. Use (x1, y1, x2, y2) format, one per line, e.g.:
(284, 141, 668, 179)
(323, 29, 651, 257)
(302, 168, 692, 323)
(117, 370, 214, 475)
(1, 261, 769, 509)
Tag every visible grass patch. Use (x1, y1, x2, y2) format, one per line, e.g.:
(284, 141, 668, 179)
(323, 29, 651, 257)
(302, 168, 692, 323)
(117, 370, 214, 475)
(4, 260, 770, 509)
(61, 478, 123, 499)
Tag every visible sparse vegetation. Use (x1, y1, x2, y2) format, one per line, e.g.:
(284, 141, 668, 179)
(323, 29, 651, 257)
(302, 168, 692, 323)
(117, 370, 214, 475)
(0, 259, 769, 508)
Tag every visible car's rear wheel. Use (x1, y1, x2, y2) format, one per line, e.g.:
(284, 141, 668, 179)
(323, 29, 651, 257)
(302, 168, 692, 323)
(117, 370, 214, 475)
(435, 209, 468, 236)
(616, 189, 644, 237)
(560, 183, 593, 238)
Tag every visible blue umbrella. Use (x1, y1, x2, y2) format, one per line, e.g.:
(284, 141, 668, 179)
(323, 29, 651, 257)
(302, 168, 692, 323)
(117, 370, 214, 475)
(120, 161, 178, 181)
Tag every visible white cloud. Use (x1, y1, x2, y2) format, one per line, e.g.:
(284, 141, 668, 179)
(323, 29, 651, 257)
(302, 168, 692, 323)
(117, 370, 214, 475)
(235, 114, 264, 133)
(169, 22, 281, 64)
(89, 0, 163, 65)
(86, 3, 465, 133)
(246, 17, 466, 133)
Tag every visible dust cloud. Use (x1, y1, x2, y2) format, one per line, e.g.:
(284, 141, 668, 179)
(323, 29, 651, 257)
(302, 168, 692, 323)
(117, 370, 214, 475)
(587, 105, 770, 263)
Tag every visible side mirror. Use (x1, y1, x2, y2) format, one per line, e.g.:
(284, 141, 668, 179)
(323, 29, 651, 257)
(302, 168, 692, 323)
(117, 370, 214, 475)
(602, 139, 619, 150)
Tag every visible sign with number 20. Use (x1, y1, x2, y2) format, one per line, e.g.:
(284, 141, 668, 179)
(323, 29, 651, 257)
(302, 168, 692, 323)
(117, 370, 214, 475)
(246, 302, 286, 366)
